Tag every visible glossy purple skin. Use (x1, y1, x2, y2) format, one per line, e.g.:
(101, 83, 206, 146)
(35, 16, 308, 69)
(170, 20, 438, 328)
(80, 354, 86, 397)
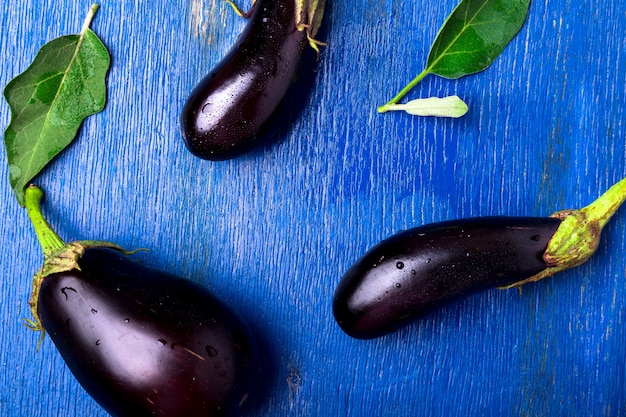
(333, 216, 562, 339)
(180, 0, 312, 160)
(38, 247, 259, 417)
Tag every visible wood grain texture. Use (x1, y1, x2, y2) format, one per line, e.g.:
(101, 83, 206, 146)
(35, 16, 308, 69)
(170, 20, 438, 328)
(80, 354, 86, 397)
(0, 0, 624, 416)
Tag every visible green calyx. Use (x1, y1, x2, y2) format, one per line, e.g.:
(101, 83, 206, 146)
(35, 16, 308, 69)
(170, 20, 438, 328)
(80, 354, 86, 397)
(295, 0, 326, 54)
(225, 0, 326, 54)
(24, 185, 125, 347)
(25, 185, 65, 256)
(502, 176, 626, 289)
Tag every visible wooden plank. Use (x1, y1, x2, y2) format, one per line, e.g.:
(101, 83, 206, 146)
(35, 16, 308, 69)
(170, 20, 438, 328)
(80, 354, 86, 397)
(0, 0, 624, 415)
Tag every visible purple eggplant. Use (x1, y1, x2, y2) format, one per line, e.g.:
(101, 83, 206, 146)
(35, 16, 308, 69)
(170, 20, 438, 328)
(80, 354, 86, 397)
(333, 217, 559, 339)
(333, 177, 626, 339)
(180, 0, 325, 160)
(24, 185, 259, 416)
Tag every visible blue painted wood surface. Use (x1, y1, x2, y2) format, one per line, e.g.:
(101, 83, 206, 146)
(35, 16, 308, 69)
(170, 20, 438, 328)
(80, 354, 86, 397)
(0, 0, 625, 416)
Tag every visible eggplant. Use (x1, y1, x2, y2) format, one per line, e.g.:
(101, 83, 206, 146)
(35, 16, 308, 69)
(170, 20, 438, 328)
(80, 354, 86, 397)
(180, 0, 325, 160)
(333, 177, 626, 339)
(24, 186, 259, 417)
(333, 217, 560, 339)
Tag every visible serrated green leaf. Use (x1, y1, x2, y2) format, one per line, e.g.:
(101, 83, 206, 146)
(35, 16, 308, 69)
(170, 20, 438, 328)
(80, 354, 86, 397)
(426, 0, 531, 78)
(3, 4, 109, 206)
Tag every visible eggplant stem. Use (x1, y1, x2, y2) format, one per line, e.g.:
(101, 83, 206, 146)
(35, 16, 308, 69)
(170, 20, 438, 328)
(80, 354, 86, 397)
(225, 0, 256, 18)
(23, 186, 133, 347)
(25, 185, 66, 258)
(581, 176, 626, 229)
(501, 176, 626, 289)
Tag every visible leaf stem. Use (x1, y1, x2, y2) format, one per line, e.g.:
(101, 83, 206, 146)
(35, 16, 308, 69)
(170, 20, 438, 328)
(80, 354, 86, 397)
(81, 3, 100, 34)
(377, 69, 430, 113)
(24, 185, 66, 258)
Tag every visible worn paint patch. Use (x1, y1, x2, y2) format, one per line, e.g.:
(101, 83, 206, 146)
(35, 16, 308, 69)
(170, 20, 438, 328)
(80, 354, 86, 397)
(537, 17, 573, 212)
(187, 0, 224, 46)
(286, 366, 303, 409)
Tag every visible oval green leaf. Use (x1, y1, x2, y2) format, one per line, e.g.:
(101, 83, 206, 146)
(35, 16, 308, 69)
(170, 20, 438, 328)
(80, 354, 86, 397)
(426, 0, 531, 79)
(3, 4, 109, 206)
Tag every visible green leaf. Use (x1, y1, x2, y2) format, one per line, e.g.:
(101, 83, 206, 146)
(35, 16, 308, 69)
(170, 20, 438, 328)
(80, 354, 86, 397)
(383, 96, 469, 118)
(378, 0, 531, 114)
(426, 0, 531, 78)
(3, 4, 110, 206)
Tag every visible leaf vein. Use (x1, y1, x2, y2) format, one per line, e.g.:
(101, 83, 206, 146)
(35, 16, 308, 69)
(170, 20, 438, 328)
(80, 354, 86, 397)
(428, 0, 492, 74)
